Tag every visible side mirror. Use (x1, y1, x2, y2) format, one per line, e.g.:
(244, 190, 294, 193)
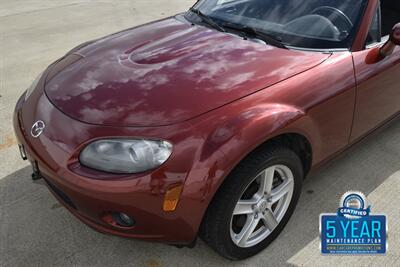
(380, 23, 400, 57)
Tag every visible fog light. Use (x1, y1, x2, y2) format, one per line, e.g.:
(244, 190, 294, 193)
(112, 212, 135, 227)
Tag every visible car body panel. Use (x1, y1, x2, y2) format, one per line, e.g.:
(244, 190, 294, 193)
(14, 51, 355, 243)
(44, 17, 329, 127)
(351, 45, 400, 141)
(13, 0, 400, 245)
(203, 52, 357, 170)
(14, 89, 224, 243)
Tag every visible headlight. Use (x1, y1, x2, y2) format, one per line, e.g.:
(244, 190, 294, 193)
(79, 139, 173, 174)
(25, 72, 43, 101)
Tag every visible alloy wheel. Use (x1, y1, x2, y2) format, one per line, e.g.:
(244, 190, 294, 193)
(230, 164, 294, 248)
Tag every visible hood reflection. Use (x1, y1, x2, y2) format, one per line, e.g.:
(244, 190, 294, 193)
(45, 17, 329, 127)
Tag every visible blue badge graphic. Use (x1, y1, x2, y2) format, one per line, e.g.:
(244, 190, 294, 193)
(320, 191, 387, 254)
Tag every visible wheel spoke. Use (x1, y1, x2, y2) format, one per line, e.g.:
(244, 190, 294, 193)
(262, 209, 278, 230)
(270, 179, 293, 204)
(235, 215, 260, 246)
(233, 199, 257, 215)
(258, 166, 275, 196)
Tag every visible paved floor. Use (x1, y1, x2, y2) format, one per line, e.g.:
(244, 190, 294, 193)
(1, 1, 400, 266)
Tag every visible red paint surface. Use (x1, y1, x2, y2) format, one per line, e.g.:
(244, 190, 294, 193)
(13, 0, 400, 244)
(45, 18, 328, 127)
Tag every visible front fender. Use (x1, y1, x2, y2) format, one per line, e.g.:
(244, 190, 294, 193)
(211, 103, 305, 160)
(178, 52, 356, 241)
(178, 103, 309, 241)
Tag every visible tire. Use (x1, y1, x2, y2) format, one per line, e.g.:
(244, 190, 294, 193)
(200, 145, 303, 260)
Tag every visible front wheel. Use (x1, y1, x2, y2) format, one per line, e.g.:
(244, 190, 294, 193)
(200, 145, 303, 260)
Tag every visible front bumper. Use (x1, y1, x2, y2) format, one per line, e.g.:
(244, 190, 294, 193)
(13, 93, 209, 244)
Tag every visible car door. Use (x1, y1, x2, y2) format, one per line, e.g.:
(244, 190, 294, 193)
(350, 5, 400, 142)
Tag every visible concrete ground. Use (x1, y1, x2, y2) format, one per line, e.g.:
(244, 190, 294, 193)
(1, 1, 399, 266)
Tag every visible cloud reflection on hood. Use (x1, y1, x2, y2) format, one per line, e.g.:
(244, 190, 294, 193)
(45, 17, 329, 127)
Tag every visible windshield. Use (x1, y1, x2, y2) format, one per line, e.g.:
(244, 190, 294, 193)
(187, 0, 367, 49)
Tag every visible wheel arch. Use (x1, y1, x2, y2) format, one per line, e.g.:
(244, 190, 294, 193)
(263, 133, 312, 176)
(183, 102, 318, 242)
(198, 131, 311, 247)
(215, 131, 313, 198)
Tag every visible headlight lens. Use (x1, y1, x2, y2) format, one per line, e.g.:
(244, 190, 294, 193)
(79, 139, 173, 174)
(25, 72, 43, 101)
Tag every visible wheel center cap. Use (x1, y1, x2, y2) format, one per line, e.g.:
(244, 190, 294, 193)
(256, 199, 268, 212)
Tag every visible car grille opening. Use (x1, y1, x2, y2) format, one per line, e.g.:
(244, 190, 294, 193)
(44, 179, 77, 210)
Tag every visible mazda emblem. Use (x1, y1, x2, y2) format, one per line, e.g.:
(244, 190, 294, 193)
(31, 120, 45, 138)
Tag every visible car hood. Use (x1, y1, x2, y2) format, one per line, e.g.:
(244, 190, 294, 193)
(45, 16, 329, 127)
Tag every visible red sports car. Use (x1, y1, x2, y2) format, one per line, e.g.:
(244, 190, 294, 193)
(13, 0, 400, 260)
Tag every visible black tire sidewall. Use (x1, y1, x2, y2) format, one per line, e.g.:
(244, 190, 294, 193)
(213, 148, 303, 260)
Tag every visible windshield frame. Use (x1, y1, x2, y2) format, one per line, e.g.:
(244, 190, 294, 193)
(186, 0, 369, 52)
